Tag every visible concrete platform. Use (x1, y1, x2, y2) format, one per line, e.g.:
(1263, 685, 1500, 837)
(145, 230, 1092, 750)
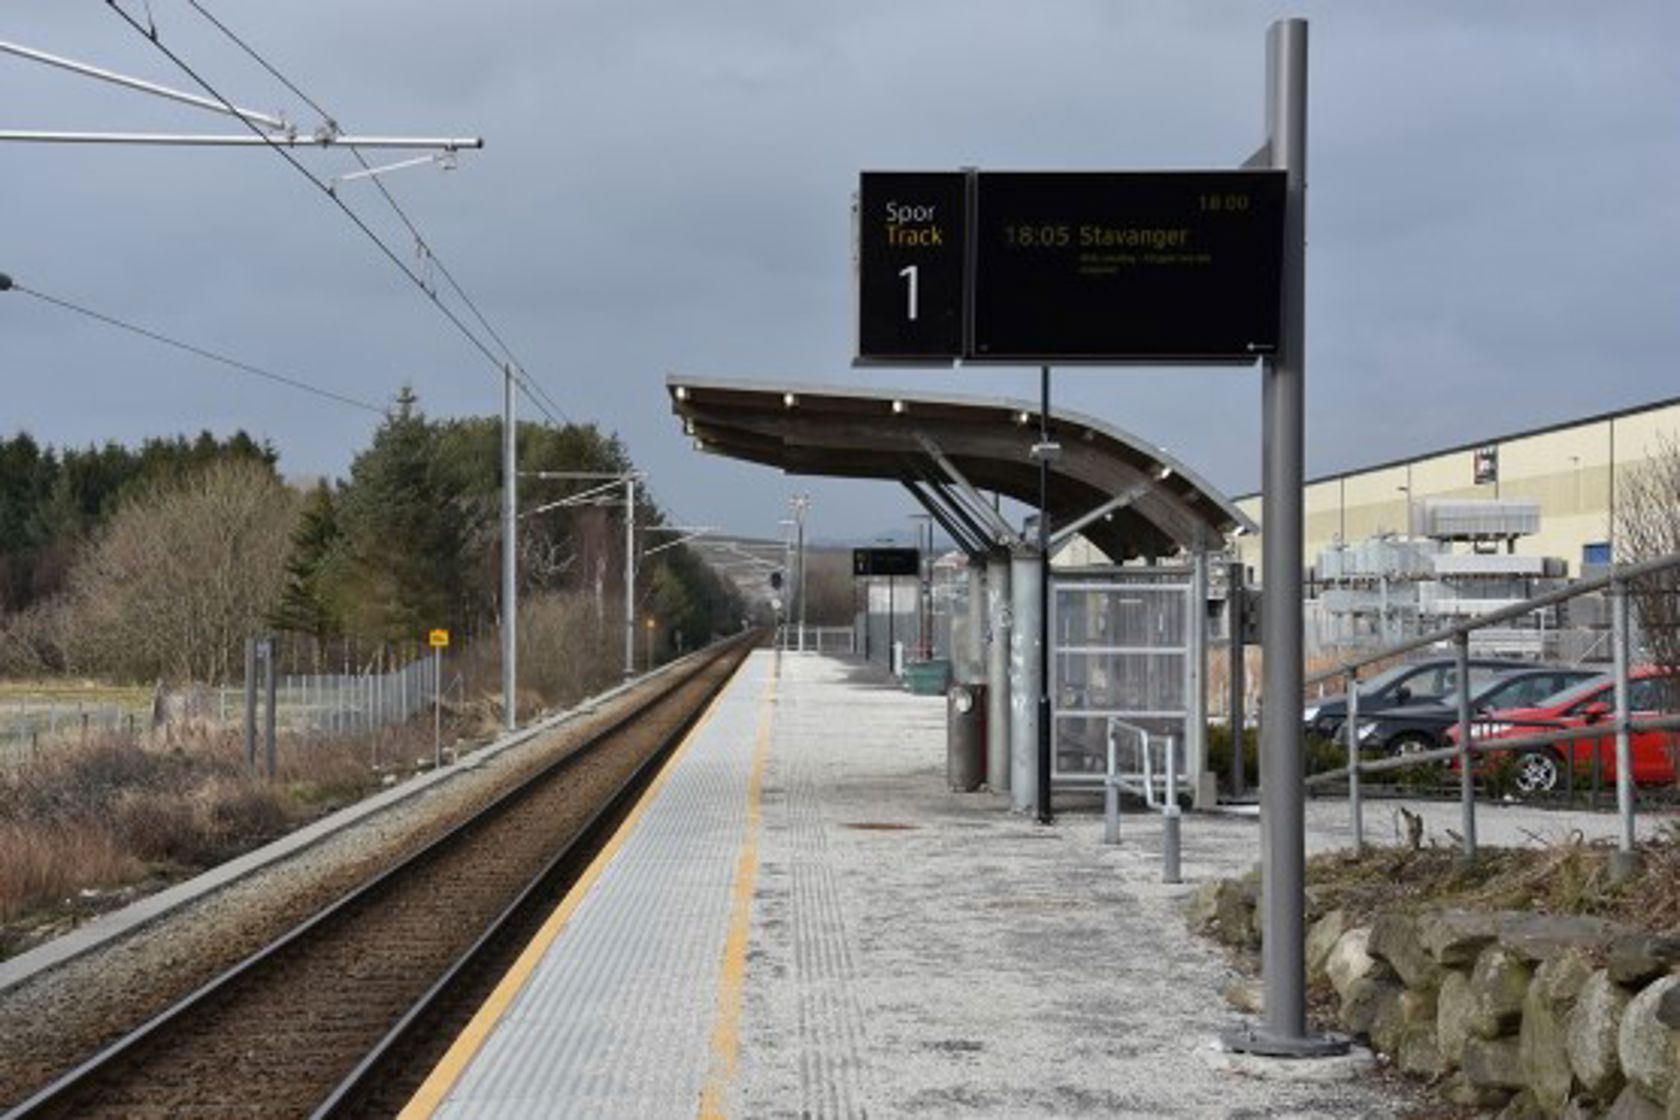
(406, 651, 1420, 1118)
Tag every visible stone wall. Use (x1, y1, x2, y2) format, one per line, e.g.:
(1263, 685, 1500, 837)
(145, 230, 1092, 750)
(1189, 880, 1680, 1119)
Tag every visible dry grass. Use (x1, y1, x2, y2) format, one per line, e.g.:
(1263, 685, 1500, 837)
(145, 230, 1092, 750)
(0, 727, 387, 932)
(1305, 829, 1680, 935)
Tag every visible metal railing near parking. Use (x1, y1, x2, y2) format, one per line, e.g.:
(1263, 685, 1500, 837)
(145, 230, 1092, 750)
(1301, 552, 1680, 869)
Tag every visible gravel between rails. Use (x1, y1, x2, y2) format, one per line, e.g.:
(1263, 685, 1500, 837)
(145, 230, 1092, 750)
(0, 650, 741, 1114)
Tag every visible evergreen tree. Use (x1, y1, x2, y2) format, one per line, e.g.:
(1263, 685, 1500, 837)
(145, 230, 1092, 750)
(270, 481, 342, 643)
(328, 387, 468, 641)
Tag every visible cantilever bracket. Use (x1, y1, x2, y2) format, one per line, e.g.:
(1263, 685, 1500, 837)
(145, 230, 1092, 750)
(913, 431, 1024, 549)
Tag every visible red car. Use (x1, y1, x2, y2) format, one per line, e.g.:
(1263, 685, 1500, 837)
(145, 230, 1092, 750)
(1449, 667, 1679, 795)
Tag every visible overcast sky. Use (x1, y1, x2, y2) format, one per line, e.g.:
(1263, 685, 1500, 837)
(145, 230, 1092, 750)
(3, 2, 1676, 546)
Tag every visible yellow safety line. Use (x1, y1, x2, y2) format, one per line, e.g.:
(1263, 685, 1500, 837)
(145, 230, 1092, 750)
(399, 661, 750, 1119)
(697, 660, 777, 1120)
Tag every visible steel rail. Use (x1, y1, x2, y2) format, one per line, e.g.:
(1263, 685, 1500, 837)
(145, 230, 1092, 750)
(2, 633, 756, 1119)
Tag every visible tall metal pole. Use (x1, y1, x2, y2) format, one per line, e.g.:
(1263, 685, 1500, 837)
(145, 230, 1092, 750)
(1228, 561, 1247, 796)
(1233, 18, 1342, 1058)
(502, 365, 517, 732)
(263, 637, 278, 780)
(1037, 365, 1054, 825)
(624, 477, 636, 678)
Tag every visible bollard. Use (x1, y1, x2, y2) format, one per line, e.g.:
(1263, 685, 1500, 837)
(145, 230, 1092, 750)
(1104, 720, 1120, 845)
(1162, 734, 1183, 884)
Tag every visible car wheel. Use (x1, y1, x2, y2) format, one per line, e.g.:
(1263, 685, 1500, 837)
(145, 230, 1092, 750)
(1512, 748, 1563, 795)
(1390, 732, 1435, 757)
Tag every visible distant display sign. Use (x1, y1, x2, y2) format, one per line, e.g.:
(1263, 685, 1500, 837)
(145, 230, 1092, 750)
(1473, 445, 1499, 485)
(856, 169, 1285, 364)
(853, 547, 920, 577)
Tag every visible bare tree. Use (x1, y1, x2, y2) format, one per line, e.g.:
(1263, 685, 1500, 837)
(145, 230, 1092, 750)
(56, 461, 300, 684)
(1615, 437, 1680, 775)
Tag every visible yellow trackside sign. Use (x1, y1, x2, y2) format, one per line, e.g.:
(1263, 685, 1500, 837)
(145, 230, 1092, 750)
(428, 628, 450, 650)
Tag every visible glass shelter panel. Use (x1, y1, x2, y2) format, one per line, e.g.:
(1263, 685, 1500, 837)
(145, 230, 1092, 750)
(1051, 571, 1192, 785)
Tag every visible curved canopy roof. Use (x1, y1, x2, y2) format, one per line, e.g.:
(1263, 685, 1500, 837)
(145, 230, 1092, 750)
(667, 376, 1253, 562)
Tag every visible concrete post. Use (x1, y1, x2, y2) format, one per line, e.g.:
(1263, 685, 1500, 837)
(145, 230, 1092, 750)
(963, 562, 986, 684)
(1009, 548, 1042, 814)
(986, 553, 1012, 793)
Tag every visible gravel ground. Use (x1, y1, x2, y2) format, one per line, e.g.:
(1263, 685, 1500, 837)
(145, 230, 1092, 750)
(0, 670, 675, 1110)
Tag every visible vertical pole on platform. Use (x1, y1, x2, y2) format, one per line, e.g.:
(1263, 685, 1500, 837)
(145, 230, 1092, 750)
(263, 638, 278, 780)
(502, 365, 518, 732)
(1237, 17, 1343, 1058)
(1036, 365, 1054, 825)
(1228, 561, 1247, 797)
(243, 636, 258, 770)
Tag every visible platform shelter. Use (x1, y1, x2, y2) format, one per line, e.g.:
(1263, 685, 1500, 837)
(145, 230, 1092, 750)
(668, 376, 1254, 812)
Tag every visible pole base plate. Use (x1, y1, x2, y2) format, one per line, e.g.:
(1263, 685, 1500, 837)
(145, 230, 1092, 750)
(1220, 1023, 1351, 1059)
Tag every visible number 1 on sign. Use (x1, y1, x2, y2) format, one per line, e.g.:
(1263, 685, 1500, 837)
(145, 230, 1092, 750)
(897, 264, 919, 322)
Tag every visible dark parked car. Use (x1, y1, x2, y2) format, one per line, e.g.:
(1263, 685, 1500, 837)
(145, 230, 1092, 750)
(1303, 657, 1532, 740)
(1352, 666, 1600, 755)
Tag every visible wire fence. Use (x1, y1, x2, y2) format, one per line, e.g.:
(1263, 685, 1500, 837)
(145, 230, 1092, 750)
(1, 652, 447, 766)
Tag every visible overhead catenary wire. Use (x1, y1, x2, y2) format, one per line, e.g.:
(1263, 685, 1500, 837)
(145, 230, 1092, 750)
(103, 0, 570, 429)
(11, 280, 384, 414)
(176, 0, 571, 426)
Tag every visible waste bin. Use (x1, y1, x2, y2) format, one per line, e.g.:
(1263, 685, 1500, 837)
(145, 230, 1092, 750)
(904, 658, 953, 696)
(947, 683, 987, 791)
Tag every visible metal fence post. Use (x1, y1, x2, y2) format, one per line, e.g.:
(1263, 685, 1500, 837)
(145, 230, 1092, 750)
(263, 638, 278, 780)
(1104, 719, 1121, 845)
(1344, 668, 1362, 854)
(244, 637, 258, 769)
(1454, 632, 1476, 861)
(1610, 577, 1638, 879)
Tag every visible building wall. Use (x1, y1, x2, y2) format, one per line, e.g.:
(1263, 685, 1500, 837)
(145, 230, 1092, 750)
(1236, 399, 1680, 580)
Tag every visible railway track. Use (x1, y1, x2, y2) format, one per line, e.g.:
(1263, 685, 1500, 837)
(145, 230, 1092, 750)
(3, 635, 757, 1119)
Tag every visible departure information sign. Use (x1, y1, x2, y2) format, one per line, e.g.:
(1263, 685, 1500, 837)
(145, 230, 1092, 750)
(855, 172, 967, 360)
(855, 169, 1285, 364)
(853, 547, 920, 577)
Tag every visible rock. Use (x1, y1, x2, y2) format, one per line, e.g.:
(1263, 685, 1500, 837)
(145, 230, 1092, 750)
(1659, 984, 1680, 1031)
(1470, 945, 1535, 1039)
(1533, 949, 1597, 1014)
(1561, 1097, 1598, 1120)
(1609, 935, 1680, 987)
(1605, 1084, 1666, 1120)
(1222, 979, 1264, 1015)
(1422, 908, 1503, 966)
(1465, 1035, 1528, 1091)
(1327, 927, 1389, 1000)
(1443, 1070, 1515, 1110)
(1375, 986, 1441, 1056)
(1187, 879, 1256, 947)
(1440, 968, 1478, 1065)
(1521, 969, 1577, 1118)
(1498, 1089, 1548, 1120)
(1397, 1022, 1449, 1078)
(1570, 971, 1633, 1100)
(1620, 976, 1680, 1104)
(1500, 913, 1620, 964)
(1370, 911, 1444, 990)
(1342, 974, 1403, 1038)
(1306, 909, 1347, 982)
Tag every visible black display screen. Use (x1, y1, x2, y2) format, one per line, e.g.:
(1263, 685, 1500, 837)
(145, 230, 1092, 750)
(970, 171, 1285, 361)
(853, 547, 920, 577)
(856, 172, 968, 361)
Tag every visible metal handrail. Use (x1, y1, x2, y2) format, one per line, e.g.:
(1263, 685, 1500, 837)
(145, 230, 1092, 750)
(1306, 713, 1680, 786)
